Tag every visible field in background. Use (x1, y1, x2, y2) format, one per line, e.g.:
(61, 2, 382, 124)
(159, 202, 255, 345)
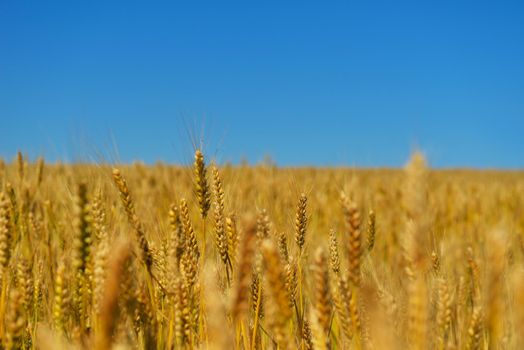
(0, 152, 523, 349)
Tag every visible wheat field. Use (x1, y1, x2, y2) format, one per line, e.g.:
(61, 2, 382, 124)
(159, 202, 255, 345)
(0, 150, 523, 349)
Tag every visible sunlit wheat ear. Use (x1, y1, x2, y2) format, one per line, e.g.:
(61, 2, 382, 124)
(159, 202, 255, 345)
(93, 239, 109, 314)
(250, 269, 264, 320)
(95, 240, 131, 350)
(15, 258, 33, 312)
(5, 183, 18, 234)
(179, 198, 200, 288)
(72, 182, 92, 332)
(193, 149, 211, 219)
(284, 257, 297, 308)
(333, 275, 353, 341)
(466, 246, 480, 302)
(0, 191, 12, 278)
(277, 232, 289, 262)
(435, 277, 452, 347)
(174, 275, 191, 346)
(112, 168, 153, 271)
(302, 319, 314, 350)
(90, 190, 107, 242)
(366, 209, 376, 252)
(295, 193, 307, 252)
(211, 166, 230, 274)
(255, 209, 271, 274)
(16, 150, 25, 182)
(256, 209, 271, 241)
(91, 191, 109, 313)
(231, 216, 256, 321)
(431, 251, 440, 275)
(168, 203, 185, 267)
(328, 229, 340, 276)
(225, 214, 238, 266)
(35, 156, 45, 187)
(32, 262, 44, 321)
(341, 192, 362, 286)
(53, 262, 68, 335)
(465, 307, 483, 350)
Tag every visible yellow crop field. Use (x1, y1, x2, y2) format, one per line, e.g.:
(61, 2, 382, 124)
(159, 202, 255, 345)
(0, 150, 523, 349)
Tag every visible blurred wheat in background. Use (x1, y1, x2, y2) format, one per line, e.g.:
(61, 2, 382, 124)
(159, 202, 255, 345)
(0, 149, 523, 349)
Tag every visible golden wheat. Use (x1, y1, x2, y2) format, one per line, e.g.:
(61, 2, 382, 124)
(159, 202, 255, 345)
(0, 150, 521, 349)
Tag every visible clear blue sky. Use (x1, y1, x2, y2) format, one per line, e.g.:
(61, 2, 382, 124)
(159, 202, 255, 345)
(1, 1, 523, 168)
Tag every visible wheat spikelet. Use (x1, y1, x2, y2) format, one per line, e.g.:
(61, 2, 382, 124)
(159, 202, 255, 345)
(256, 209, 271, 241)
(91, 191, 109, 313)
(5, 183, 18, 233)
(366, 209, 376, 252)
(225, 214, 238, 266)
(465, 307, 483, 350)
(193, 149, 211, 219)
(333, 275, 354, 341)
(302, 319, 314, 350)
(0, 192, 12, 278)
(0, 150, 521, 349)
(466, 246, 480, 303)
(168, 203, 185, 267)
(277, 232, 289, 262)
(112, 168, 153, 271)
(212, 166, 230, 270)
(295, 193, 307, 251)
(329, 229, 341, 276)
(431, 251, 440, 275)
(250, 269, 264, 320)
(90, 190, 106, 242)
(16, 150, 24, 182)
(15, 258, 33, 312)
(190, 282, 201, 342)
(53, 262, 68, 335)
(180, 198, 200, 288)
(342, 192, 362, 286)
(174, 275, 191, 346)
(72, 182, 92, 331)
(284, 257, 297, 308)
(35, 157, 45, 187)
(435, 277, 452, 347)
(32, 261, 44, 320)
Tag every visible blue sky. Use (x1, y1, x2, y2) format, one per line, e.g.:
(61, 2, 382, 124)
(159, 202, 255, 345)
(1, 1, 523, 168)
